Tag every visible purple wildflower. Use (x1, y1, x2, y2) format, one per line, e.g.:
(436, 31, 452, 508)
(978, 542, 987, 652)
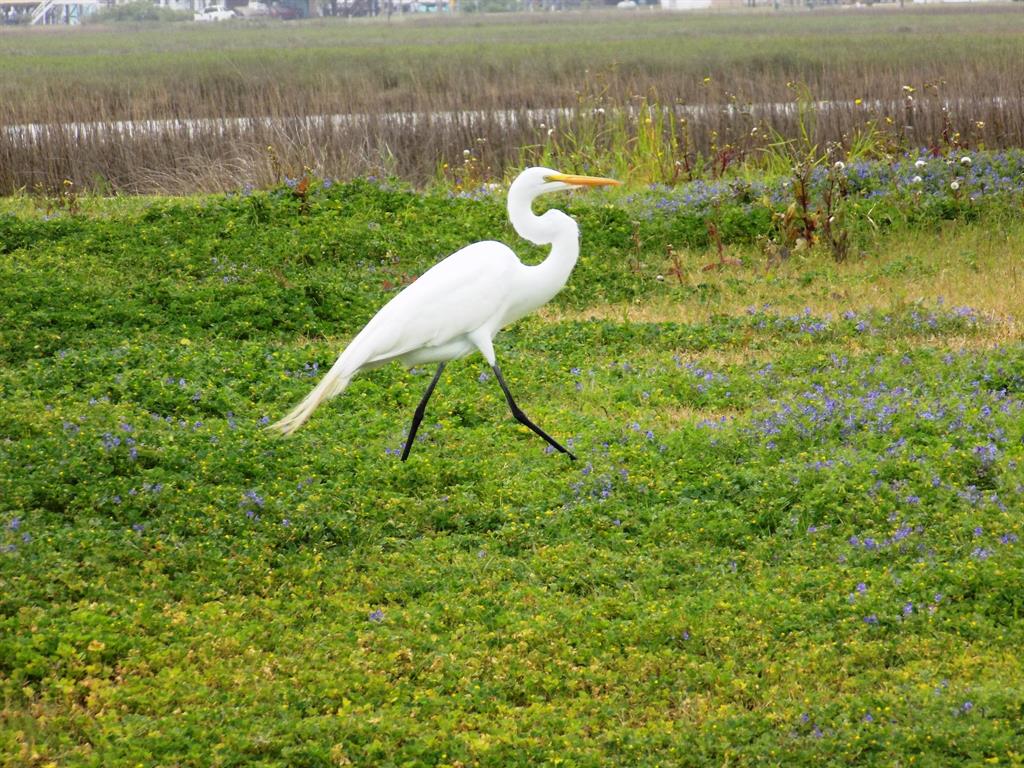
(243, 490, 265, 508)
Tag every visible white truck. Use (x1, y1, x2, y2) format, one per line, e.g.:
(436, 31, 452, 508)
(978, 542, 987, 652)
(194, 5, 238, 21)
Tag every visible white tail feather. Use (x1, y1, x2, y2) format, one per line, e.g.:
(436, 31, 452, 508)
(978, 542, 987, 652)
(268, 355, 355, 436)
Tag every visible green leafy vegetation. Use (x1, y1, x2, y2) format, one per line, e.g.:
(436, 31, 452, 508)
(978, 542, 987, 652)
(2, 178, 1023, 765)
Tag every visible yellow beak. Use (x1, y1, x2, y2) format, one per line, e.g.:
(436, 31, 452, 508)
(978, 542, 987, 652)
(546, 173, 621, 188)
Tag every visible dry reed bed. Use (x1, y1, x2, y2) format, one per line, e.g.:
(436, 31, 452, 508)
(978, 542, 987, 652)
(2, 6, 1023, 192)
(3, 99, 1023, 194)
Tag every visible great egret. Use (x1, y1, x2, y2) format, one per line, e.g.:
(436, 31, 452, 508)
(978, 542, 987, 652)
(270, 166, 620, 460)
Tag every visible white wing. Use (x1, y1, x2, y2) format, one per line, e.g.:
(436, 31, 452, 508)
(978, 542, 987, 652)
(347, 240, 524, 368)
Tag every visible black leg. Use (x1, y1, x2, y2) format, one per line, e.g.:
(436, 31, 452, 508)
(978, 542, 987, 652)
(401, 363, 446, 461)
(491, 364, 576, 460)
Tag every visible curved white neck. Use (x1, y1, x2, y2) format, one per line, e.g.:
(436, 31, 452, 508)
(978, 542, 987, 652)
(507, 182, 580, 301)
(507, 180, 569, 246)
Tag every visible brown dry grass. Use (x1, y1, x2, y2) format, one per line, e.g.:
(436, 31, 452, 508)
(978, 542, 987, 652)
(2, 6, 1024, 193)
(541, 223, 1024, 346)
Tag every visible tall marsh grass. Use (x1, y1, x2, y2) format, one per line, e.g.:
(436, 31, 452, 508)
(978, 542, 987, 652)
(2, 7, 1023, 192)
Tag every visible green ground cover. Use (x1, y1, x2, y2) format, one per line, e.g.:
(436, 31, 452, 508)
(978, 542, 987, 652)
(2, 178, 1023, 765)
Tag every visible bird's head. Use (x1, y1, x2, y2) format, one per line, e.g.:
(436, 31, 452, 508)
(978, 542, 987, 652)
(511, 166, 621, 199)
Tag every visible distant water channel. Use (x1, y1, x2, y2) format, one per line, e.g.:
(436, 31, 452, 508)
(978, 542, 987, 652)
(4, 98, 1015, 143)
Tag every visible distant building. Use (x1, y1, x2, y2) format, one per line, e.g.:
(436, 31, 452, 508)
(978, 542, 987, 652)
(2, 0, 100, 24)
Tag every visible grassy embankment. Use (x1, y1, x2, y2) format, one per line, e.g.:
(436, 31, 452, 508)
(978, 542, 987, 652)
(2, 169, 1023, 764)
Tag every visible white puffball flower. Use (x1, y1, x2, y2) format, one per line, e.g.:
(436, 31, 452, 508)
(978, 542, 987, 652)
(912, 175, 923, 184)
(833, 161, 846, 171)
(950, 180, 961, 191)
(960, 156, 972, 166)
(915, 159, 927, 169)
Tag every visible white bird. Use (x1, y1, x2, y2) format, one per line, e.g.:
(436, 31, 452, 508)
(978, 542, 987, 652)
(269, 166, 620, 460)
